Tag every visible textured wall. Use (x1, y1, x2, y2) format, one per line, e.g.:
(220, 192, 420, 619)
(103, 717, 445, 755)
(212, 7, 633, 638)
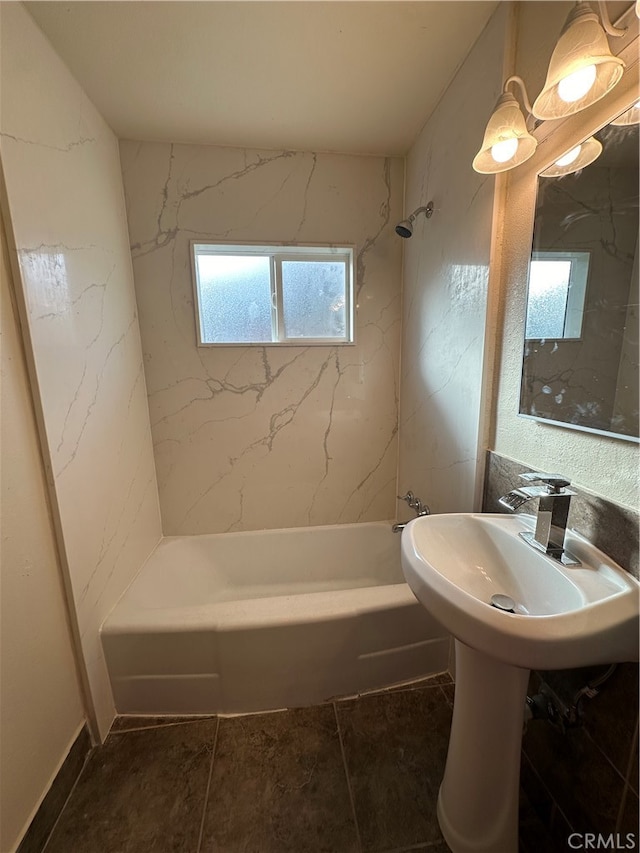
(397, 5, 508, 516)
(0, 4, 162, 739)
(492, 1, 639, 509)
(120, 141, 403, 534)
(0, 213, 85, 853)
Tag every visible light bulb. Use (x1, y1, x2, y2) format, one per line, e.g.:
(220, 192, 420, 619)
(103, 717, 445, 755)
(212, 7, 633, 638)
(491, 137, 519, 163)
(555, 145, 582, 167)
(557, 64, 597, 103)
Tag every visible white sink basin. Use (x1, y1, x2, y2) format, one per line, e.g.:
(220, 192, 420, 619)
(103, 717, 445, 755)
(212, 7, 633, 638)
(401, 513, 639, 670)
(401, 512, 639, 853)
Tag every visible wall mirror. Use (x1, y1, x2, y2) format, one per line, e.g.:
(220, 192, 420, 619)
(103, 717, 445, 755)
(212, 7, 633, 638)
(519, 107, 639, 442)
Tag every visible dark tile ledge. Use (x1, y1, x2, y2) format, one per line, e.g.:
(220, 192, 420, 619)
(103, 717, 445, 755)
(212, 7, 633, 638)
(17, 725, 91, 853)
(483, 450, 639, 578)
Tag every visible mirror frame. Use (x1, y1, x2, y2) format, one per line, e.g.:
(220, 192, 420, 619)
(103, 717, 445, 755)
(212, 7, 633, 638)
(519, 112, 639, 443)
(515, 14, 639, 443)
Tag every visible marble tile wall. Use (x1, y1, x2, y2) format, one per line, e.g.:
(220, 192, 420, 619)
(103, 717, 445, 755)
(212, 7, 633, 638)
(397, 4, 508, 517)
(0, 4, 162, 738)
(120, 141, 404, 534)
(1, 210, 86, 853)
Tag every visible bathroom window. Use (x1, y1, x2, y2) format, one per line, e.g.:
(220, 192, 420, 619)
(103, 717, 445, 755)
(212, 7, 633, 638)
(525, 251, 590, 340)
(192, 243, 354, 346)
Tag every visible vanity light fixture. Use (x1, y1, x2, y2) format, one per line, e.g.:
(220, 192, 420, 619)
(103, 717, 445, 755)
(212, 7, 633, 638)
(472, 76, 537, 174)
(539, 135, 603, 177)
(611, 99, 640, 125)
(532, 1, 626, 121)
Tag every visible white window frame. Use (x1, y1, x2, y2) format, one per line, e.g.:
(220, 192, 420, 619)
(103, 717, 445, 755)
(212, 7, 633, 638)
(525, 250, 591, 340)
(191, 242, 355, 347)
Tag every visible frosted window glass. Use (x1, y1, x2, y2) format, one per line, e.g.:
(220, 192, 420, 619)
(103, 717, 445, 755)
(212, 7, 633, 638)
(525, 260, 571, 338)
(281, 261, 346, 339)
(196, 255, 272, 343)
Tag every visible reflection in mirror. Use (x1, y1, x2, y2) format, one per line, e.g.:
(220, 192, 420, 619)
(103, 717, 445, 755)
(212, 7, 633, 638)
(520, 117, 639, 442)
(526, 250, 590, 339)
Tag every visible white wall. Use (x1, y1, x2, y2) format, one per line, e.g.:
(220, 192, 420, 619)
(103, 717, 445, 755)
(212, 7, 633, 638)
(492, 1, 639, 509)
(0, 3, 163, 738)
(120, 141, 404, 534)
(397, 5, 509, 515)
(0, 214, 85, 853)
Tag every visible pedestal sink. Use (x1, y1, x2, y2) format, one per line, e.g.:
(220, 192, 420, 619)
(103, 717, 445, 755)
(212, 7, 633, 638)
(400, 513, 639, 853)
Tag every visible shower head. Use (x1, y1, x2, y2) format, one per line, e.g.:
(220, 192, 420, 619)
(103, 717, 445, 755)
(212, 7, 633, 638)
(395, 220, 414, 238)
(395, 201, 434, 238)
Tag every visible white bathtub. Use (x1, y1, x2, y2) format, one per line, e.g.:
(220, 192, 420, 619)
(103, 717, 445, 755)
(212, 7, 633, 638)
(101, 521, 450, 715)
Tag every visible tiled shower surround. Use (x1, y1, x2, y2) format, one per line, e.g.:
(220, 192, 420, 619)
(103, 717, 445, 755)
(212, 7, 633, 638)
(120, 141, 404, 535)
(396, 3, 507, 518)
(484, 451, 639, 843)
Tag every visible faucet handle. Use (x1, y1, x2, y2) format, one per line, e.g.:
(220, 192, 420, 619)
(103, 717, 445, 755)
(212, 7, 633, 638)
(519, 472, 571, 493)
(397, 491, 415, 505)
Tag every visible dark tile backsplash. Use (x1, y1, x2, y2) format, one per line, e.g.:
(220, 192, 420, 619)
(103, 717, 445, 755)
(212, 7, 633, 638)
(484, 450, 640, 845)
(483, 450, 639, 578)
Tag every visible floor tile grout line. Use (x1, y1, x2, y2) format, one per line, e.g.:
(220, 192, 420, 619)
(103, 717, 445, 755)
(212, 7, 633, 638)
(195, 716, 219, 853)
(622, 715, 638, 796)
(437, 684, 454, 709)
(333, 700, 363, 853)
(581, 720, 637, 788)
(376, 840, 447, 853)
(109, 717, 217, 735)
(615, 719, 639, 833)
(334, 677, 454, 706)
(40, 749, 94, 853)
(520, 750, 575, 835)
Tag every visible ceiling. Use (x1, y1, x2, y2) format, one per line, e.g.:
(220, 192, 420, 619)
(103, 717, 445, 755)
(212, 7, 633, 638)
(26, 1, 498, 156)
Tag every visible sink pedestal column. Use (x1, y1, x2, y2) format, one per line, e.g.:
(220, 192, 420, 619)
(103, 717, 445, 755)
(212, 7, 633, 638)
(437, 640, 530, 853)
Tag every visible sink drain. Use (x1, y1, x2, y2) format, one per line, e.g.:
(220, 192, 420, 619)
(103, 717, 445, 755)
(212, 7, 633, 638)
(490, 594, 516, 613)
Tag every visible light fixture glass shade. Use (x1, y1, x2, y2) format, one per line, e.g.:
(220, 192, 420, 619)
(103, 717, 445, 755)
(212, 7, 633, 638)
(472, 92, 537, 174)
(611, 100, 640, 126)
(539, 136, 603, 177)
(532, 2, 625, 120)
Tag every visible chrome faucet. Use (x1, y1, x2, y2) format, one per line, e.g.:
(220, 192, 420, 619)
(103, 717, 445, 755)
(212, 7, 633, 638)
(498, 472, 581, 566)
(392, 491, 431, 533)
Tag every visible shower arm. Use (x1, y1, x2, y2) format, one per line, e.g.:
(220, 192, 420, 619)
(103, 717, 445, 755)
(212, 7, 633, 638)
(408, 202, 434, 223)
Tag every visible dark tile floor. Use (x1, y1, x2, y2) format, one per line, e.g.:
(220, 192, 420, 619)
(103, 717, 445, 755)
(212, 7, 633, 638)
(41, 675, 560, 853)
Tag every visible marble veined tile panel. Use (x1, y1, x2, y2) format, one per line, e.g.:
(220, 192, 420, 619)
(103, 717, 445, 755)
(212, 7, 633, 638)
(1, 4, 162, 738)
(397, 5, 507, 517)
(121, 141, 404, 534)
